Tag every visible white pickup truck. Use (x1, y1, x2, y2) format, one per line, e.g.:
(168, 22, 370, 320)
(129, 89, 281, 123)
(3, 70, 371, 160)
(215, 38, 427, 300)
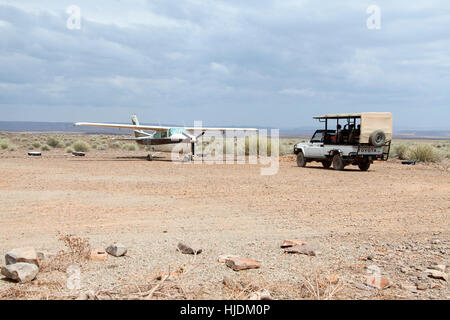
(294, 113, 392, 171)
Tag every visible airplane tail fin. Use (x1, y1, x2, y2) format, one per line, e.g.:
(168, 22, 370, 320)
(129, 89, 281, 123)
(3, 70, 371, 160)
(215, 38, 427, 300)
(131, 115, 150, 138)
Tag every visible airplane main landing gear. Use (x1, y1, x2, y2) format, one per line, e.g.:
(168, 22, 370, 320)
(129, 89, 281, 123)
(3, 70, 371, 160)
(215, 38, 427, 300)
(146, 154, 153, 161)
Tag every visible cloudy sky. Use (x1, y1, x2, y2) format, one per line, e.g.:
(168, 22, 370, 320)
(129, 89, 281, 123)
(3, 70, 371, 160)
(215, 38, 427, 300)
(0, 0, 449, 129)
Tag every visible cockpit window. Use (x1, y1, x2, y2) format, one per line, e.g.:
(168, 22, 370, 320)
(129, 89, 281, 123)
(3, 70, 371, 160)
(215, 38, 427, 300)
(168, 128, 188, 136)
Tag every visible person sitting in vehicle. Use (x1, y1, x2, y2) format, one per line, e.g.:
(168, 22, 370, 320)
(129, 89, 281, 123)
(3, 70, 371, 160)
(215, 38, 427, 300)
(348, 124, 355, 143)
(351, 124, 361, 142)
(336, 124, 344, 143)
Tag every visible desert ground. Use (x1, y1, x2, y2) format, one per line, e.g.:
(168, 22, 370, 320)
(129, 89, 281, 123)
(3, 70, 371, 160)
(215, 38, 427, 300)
(0, 134, 449, 300)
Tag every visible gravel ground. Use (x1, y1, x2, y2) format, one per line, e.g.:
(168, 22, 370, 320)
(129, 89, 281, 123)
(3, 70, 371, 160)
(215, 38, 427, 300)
(0, 148, 448, 299)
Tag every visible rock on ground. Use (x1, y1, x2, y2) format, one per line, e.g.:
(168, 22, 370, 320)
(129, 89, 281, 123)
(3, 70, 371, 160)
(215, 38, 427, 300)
(425, 269, 448, 281)
(5, 247, 39, 266)
(225, 257, 261, 271)
(177, 242, 202, 255)
(106, 243, 127, 257)
(1, 262, 39, 283)
(155, 271, 181, 281)
(366, 276, 391, 289)
(280, 240, 306, 248)
(218, 254, 240, 263)
(284, 244, 317, 256)
(36, 250, 56, 262)
(249, 289, 272, 300)
(89, 248, 108, 262)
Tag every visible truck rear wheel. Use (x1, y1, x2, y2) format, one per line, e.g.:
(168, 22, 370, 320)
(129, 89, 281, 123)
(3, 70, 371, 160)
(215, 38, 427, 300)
(358, 161, 371, 171)
(332, 154, 345, 170)
(297, 152, 307, 167)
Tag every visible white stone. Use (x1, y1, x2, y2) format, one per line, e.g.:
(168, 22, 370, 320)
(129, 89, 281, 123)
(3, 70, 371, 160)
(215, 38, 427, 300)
(5, 247, 39, 266)
(106, 243, 127, 257)
(1, 263, 39, 283)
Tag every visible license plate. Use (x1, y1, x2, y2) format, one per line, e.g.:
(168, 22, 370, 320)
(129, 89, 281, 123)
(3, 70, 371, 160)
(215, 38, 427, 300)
(359, 147, 380, 154)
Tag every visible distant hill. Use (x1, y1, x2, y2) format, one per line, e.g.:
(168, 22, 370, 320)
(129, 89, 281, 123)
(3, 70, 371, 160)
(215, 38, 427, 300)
(0, 121, 448, 140)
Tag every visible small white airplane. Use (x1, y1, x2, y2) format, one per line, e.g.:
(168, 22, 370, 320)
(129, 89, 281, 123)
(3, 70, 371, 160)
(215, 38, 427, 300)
(74, 115, 258, 161)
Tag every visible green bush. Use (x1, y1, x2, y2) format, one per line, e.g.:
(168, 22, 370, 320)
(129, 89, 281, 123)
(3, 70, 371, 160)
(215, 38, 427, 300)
(97, 144, 108, 151)
(0, 139, 9, 150)
(407, 144, 442, 163)
(393, 144, 410, 160)
(123, 143, 137, 151)
(41, 144, 51, 151)
(71, 141, 91, 152)
(66, 147, 74, 153)
(8, 144, 18, 151)
(32, 142, 41, 148)
(47, 137, 63, 148)
(111, 142, 121, 149)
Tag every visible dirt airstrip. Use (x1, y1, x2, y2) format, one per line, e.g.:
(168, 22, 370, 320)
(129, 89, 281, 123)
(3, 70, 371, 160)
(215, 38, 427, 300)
(0, 149, 448, 299)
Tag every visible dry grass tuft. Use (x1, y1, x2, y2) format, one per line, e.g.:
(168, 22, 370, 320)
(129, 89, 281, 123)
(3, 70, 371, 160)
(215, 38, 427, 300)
(300, 270, 345, 300)
(71, 140, 91, 152)
(221, 268, 345, 300)
(40, 233, 91, 272)
(407, 144, 442, 163)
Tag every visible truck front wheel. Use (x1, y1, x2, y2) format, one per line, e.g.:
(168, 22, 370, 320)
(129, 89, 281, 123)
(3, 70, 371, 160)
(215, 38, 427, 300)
(297, 152, 307, 167)
(332, 154, 345, 170)
(322, 160, 332, 169)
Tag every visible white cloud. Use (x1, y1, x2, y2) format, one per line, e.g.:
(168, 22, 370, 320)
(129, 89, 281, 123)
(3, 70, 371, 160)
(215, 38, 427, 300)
(210, 62, 230, 74)
(279, 88, 316, 97)
(0, 0, 449, 128)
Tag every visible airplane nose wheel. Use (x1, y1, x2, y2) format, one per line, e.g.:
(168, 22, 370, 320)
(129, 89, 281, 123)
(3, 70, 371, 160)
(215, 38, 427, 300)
(146, 154, 153, 161)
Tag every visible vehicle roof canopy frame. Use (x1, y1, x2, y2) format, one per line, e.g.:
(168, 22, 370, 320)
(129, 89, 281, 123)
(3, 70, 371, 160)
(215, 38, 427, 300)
(313, 112, 393, 144)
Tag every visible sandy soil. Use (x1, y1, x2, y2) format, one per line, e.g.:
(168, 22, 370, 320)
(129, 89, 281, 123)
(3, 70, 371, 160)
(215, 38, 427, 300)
(0, 148, 448, 300)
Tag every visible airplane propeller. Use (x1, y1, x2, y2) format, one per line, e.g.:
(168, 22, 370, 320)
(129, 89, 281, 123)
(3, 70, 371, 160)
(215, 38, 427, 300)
(182, 132, 205, 156)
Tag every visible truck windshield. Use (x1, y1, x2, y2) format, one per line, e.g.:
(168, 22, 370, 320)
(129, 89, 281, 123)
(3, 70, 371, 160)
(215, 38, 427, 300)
(311, 131, 324, 142)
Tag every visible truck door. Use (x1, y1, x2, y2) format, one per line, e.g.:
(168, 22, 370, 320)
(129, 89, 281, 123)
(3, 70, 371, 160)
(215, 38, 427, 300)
(307, 131, 326, 159)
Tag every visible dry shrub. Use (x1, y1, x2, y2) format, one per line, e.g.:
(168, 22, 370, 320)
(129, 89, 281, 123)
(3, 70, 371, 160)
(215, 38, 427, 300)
(47, 137, 63, 148)
(0, 139, 9, 150)
(300, 270, 345, 300)
(222, 274, 270, 299)
(72, 140, 91, 152)
(94, 265, 189, 300)
(40, 233, 91, 272)
(123, 143, 137, 151)
(222, 269, 345, 300)
(8, 144, 18, 151)
(407, 144, 442, 163)
(393, 144, 409, 160)
(0, 277, 67, 300)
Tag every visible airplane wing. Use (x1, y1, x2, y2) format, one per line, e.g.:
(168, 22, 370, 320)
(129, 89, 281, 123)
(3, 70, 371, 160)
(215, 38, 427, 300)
(74, 122, 258, 132)
(185, 127, 259, 132)
(114, 136, 185, 145)
(74, 122, 169, 132)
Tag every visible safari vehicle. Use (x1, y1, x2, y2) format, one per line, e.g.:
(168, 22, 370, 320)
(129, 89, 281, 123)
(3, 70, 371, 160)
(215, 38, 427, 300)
(294, 112, 392, 171)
